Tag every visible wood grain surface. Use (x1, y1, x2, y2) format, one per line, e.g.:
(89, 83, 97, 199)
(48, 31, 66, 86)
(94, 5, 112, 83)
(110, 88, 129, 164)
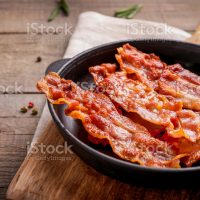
(1, 0, 200, 199)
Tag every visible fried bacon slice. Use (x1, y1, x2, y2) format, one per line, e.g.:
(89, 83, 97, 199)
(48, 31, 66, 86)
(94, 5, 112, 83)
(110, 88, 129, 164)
(159, 135, 200, 167)
(157, 69, 200, 111)
(116, 43, 200, 111)
(115, 44, 166, 88)
(168, 64, 200, 86)
(37, 72, 187, 168)
(183, 150, 200, 167)
(89, 64, 200, 142)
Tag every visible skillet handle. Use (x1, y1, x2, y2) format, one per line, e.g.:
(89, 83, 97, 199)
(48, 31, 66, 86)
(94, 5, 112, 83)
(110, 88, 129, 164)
(45, 58, 71, 75)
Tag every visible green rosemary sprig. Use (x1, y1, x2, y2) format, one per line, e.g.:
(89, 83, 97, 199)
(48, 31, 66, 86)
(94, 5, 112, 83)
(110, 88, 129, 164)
(48, 0, 69, 22)
(114, 5, 142, 19)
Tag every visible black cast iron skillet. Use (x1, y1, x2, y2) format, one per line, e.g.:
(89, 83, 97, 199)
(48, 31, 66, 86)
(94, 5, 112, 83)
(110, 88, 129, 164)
(46, 39, 200, 188)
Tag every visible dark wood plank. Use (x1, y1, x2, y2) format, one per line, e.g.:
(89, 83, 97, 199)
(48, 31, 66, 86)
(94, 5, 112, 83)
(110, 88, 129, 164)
(0, 94, 45, 189)
(0, 187, 7, 200)
(0, 125, 33, 188)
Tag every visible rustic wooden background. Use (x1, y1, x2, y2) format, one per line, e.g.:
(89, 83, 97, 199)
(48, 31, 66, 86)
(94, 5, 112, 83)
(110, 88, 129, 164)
(0, 0, 200, 199)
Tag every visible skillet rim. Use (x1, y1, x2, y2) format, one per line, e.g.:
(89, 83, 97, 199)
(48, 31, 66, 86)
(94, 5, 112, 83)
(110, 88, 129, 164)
(48, 39, 200, 173)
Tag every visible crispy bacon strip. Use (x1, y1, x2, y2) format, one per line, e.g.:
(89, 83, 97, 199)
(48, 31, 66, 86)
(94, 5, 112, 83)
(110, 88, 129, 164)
(159, 136, 200, 167)
(183, 150, 200, 167)
(37, 72, 186, 168)
(89, 64, 200, 142)
(116, 43, 200, 111)
(115, 44, 166, 88)
(168, 64, 200, 86)
(157, 70, 200, 111)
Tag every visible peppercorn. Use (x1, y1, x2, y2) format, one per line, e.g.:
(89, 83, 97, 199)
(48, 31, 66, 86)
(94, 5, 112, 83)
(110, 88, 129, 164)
(31, 109, 38, 115)
(28, 102, 34, 108)
(36, 56, 42, 62)
(20, 106, 28, 113)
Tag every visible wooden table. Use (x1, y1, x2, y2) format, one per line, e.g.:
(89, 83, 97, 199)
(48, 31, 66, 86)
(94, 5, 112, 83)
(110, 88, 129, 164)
(0, 0, 200, 199)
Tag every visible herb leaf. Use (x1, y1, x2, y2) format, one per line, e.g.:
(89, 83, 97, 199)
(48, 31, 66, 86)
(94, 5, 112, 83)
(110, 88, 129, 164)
(48, 0, 69, 22)
(115, 5, 138, 15)
(60, 0, 69, 15)
(114, 5, 142, 19)
(127, 5, 142, 19)
(48, 5, 61, 22)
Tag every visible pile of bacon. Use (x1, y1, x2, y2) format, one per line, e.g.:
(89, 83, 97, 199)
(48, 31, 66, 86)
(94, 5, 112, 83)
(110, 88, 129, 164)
(37, 43, 200, 168)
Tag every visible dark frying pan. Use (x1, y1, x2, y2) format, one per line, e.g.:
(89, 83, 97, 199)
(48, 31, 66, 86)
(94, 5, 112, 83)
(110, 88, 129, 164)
(45, 39, 200, 188)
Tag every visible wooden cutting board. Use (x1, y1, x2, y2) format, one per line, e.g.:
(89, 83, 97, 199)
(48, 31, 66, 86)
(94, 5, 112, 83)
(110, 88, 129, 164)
(6, 30, 200, 200)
